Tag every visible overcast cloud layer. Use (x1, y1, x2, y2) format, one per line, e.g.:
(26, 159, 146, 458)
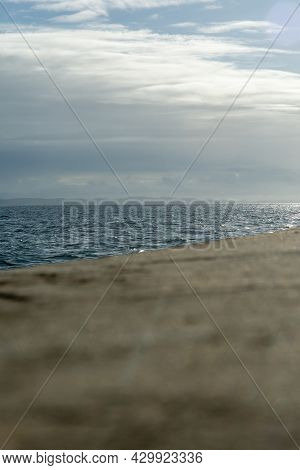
(1, 1, 300, 200)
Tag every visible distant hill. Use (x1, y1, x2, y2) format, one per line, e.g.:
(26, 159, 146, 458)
(0, 197, 233, 207)
(0, 198, 63, 207)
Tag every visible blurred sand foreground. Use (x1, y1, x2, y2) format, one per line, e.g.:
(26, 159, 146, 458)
(0, 229, 300, 450)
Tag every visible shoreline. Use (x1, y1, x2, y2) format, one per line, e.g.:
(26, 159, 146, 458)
(1, 228, 300, 449)
(0, 225, 296, 273)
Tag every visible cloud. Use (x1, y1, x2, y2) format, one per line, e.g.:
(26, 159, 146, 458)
(198, 20, 281, 34)
(0, 26, 299, 112)
(1, 24, 300, 197)
(170, 22, 198, 28)
(7, 0, 217, 23)
(54, 10, 101, 23)
(1, 25, 298, 107)
(170, 19, 281, 35)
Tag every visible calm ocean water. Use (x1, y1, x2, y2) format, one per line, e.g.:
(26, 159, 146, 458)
(0, 202, 299, 270)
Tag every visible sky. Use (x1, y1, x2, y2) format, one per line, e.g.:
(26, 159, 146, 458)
(1, 0, 300, 200)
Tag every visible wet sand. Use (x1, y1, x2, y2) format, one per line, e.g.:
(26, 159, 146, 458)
(0, 229, 300, 450)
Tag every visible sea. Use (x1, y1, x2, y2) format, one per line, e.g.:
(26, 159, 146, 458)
(0, 201, 299, 270)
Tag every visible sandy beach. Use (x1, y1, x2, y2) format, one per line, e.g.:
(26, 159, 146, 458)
(0, 229, 300, 450)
